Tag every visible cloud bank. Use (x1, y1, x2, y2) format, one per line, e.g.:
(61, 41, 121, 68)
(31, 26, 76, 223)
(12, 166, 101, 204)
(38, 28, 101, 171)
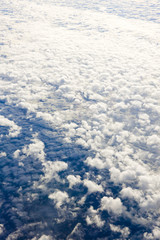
(0, 0, 160, 239)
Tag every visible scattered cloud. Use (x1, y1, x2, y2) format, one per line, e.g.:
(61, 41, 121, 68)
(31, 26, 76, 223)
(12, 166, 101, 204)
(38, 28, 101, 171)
(101, 196, 126, 215)
(0, 152, 6, 157)
(0, 115, 21, 137)
(67, 175, 81, 188)
(49, 190, 69, 208)
(110, 224, 130, 239)
(83, 179, 103, 194)
(86, 206, 104, 228)
(0, 0, 160, 238)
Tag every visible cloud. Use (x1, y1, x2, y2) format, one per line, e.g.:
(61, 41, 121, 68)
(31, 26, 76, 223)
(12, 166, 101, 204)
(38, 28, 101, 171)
(110, 167, 137, 184)
(139, 193, 160, 211)
(66, 223, 84, 240)
(144, 227, 160, 240)
(49, 190, 69, 208)
(13, 149, 21, 159)
(75, 138, 88, 148)
(22, 137, 45, 162)
(83, 179, 103, 194)
(36, 235, 53, 240)
(120, 187, 142, 202)
(110, 224, 130, 238)
(147, 135, 160, 147)
(13, 135, 68, 187)
(0, 224, 5, 235)
(86, 206, 104, 228)
(42, 160, 68, 181)
(85, 156, 108, 170)
(0, 152, 6, 157)
(0, 115, 21, 137)
(101, 196, 125, 215)
(67, 175, 81, 188)
(0, 0, 160, 238)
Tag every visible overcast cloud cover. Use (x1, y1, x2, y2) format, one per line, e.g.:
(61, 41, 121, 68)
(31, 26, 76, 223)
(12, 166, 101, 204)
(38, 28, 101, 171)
(0, 0, 160, 239)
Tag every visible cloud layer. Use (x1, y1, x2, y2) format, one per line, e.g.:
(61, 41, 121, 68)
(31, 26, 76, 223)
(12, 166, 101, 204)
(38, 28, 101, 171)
(0, 0, 160, 239)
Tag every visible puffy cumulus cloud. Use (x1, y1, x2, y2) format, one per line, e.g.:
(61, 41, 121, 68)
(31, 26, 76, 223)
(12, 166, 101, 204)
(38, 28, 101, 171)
(13, 149, 21, 159)
(0, 152, 6, 157)
(42, 160, 68, 181)
(22, 137, 45, 162)
(83, 179, 103, 194)
(85, 156, 108, 170)
(36, 111, 64, 127)
(147, 135, 160, 147)
(110, 224, 130, 238)
(13, 135, 68, 188)
(0, 115, 21, 137)
(49, 190, 69, 208)
(1, 0, 160, 238)
(75, 138, 88, 148)
(137, 173, 160, 201)
(151, 228, 160, 239)
(120, 187, 142, 202)
(144, 227, 160, 240)
(110, 167, 137, 184)
(101, 196, 126, 215)
(67, 175, 81, 188)
(139, 193, 160, 211)
(86, 206, 104, 228)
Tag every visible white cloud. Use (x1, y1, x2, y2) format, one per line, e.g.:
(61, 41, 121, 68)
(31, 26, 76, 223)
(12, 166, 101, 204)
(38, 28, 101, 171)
(139, 193, 160, 211)
(0, 152, 6, 157)
(32, 235, 53, 240)
(86, 206, 104, 228)
(101, 196, 125, 215)
(83, 179, 103, 194)
(85, 157, 108, 170)
(110, 224, 130, 238)
(49, 190, 69, 208)
(152, 227, 160, 239)
(38, 235, 53, 240)
(66, 223, 84, 240)
(0, 115, 21, 137)
(76, 138, 88, 148)
(67, 175, 81, 188)
(147, 135, 160, 146)
(1, 0, 160, 237)
(22, 137, 45, 162)
(144, 227, 160, 240)
(120, 187, 142, 202)
(0, 224, 5, 235)
(42, 160, 68, 182)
